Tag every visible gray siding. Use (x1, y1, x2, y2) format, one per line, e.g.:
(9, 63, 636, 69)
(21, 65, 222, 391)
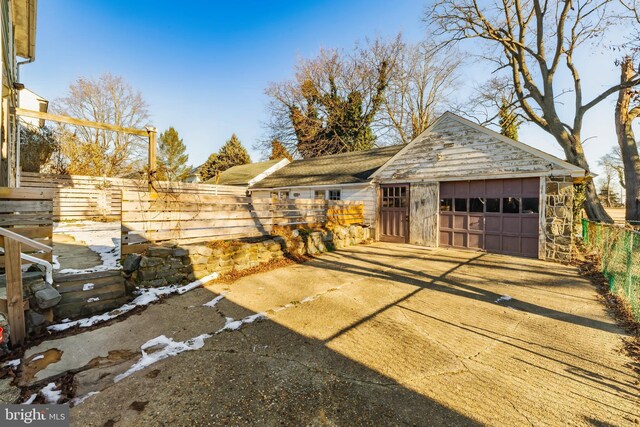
(409, 183, 438, 246)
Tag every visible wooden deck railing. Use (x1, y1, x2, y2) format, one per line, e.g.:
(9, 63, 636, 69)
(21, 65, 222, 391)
(0, 187, 54, 346)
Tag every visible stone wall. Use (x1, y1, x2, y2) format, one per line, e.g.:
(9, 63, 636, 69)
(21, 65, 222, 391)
(123, 224, 372, 288)
(544, 176, 575, 262)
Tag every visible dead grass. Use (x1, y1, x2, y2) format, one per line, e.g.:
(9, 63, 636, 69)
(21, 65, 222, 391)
(573, 245, 640, 378)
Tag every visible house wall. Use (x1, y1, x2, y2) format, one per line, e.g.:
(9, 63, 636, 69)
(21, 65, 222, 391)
(251, 184, 376, 227)
(408, 182, 439, 247)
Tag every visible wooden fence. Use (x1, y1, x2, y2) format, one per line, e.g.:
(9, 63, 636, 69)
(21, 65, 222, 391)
(0, 187, 54, 267)
(20, 172, 246, 221)
(121, 191, 364, 254)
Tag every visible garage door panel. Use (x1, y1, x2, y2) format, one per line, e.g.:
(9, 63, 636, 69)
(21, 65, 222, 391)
(521, 217, 539, 234)
(485, 216, 501, 232)
(485, 234, 501, 251)
(440, 231, 452, 246)
(468, 215, 483, 231)
(453, 215, 467, 230)
(503, 179, 521, 194)
(503, 237, 521, 254)
(521, 237, 539, 257)
(454, 181, 469, 196)
(503, 217, 521, 234)
(468, 233, 483, 249)
(438, 178, 540, 258)
(485, 180, 503, 195)
(453, 232, 467, 247)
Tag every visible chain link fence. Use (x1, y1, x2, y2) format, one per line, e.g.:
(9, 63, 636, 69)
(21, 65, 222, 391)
(582, 219, 640, 322)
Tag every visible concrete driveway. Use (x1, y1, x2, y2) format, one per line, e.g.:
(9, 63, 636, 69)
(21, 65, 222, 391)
(70, 242, 639, 426)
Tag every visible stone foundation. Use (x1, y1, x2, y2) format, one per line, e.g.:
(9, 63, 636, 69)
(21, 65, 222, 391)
(123, 224, 372, 288)
(545, 176, 575, 262)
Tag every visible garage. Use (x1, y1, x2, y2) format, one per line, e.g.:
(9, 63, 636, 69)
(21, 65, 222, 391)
(439, 178, 540, 258)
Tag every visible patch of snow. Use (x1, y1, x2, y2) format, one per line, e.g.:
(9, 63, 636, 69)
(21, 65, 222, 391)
(2, 358, 20, 368)
(40, 382, 62, 403)
(22, 394, 37, 405)
(495, 295, 513, 303)
(52, 255, 60, 270)
(47, 272, 219, 332)
(31, 355, 44, 362)
(203, 292, 227, 308)
(86, 297, 100, 303)
(114, 334, 210, 383)
(82, 283, 95, 291)
(54, 221, 121, 274)
(217, 313, 266, 333)
(71, 391, 99, 406)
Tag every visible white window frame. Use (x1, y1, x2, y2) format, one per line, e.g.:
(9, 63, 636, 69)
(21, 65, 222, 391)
(327, 189, 341, 201)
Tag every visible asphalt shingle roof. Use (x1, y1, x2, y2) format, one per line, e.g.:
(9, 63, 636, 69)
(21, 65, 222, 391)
(207, 159, 284, 186)
(251, 145, 404, 189)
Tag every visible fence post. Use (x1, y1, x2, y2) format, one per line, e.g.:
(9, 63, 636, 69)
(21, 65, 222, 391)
(5, 239, 25, 346)
(581, 218, 588, 243)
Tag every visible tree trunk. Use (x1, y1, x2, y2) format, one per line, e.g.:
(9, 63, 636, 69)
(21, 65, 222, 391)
(548, 121, 613, 222)
(615, 57, 640, 224)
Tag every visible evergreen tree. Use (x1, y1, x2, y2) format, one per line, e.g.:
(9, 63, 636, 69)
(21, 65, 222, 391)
(498, 97, 520, 140)
(157, 127, 190, 181)
(199, 134, 251, 181)
(269, 139, 293, 161)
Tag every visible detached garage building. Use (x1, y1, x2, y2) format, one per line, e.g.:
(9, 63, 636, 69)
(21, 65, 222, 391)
(372, 112, 585, 262)
(251, 112, 585, 262)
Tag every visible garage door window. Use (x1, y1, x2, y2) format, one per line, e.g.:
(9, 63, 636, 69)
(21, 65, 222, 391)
(440, 198, 452, 211)
(522, 198, 539, 214)
(454, 198, 468, 212)
(469, 197, 484, 212)
(486, 198, 500, 212)
(503, 197, 520, 213)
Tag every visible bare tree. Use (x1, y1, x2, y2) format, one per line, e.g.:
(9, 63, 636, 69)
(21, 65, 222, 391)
(53, 73, 149, 177)
(426, 0, 640, 222)
(598, 148, 625, 206)
(380, 41, 459, 144)
(263, 38, 399, 158)
(614, 55, 640, 222)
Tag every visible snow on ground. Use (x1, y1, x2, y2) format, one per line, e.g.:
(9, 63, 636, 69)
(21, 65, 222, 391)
(47, 273, 219, 332)
(53, 221, 121, 274)
(2, 358, 20, 368)
(22, 394, 37, 405)
(40, 382, 62, 403)
(115, 286, 344, 383)
(82, 283, 95, 291)
(114, 334, 210, 382)
(495, 295, 513, 303)
(203, 292, 227, 308)
(31, 355, 44, 362)
(71, 391, 99, 407)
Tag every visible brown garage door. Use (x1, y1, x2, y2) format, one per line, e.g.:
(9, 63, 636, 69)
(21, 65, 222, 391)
(439, 178, 540, 258)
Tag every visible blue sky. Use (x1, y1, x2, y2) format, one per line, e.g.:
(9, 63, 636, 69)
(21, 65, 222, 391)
(23, 0, 627, 175)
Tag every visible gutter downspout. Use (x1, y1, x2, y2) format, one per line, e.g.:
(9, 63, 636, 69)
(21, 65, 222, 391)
(15, 58, 35, 187)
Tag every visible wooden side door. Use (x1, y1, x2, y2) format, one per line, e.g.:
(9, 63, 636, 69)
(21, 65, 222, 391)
(379, 184, 409, 243)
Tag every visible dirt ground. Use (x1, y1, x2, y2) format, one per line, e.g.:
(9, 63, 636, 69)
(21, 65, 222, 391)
(50, 243, 640, 426)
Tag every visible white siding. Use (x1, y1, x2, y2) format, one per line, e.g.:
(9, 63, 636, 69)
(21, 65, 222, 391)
(376, 115, 576, 182)
(251, 185, 376, 226)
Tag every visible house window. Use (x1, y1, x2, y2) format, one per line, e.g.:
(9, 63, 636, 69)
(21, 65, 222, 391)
(279, 191, 290, 200)
(314, 190, 325, 200)
(328, 189, 341, 200)
(440, 198, 452, 212)
(486, 198, 500, 212)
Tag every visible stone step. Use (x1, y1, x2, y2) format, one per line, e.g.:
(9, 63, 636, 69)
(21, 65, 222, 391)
(53, 269, 121, 283)
(53, 295, 130, 320)
(0, 271, 45, 288)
